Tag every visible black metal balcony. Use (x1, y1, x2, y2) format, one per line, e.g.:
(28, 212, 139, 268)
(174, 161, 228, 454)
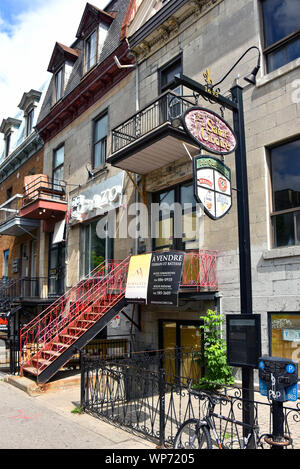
(108, 91, 199, 174)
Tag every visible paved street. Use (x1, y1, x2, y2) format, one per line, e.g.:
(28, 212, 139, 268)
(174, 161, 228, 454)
(0, 378, 156, 450)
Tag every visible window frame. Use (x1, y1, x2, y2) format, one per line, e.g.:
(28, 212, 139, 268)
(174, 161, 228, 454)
(5, 132, 11, 158)
(152, 179, 197, 251)
(55, 67, 64, 102)
(268, 137, 300, 248)
(259, 0, 300, 73)
(53, 144, 65, 184)
(26, 108, 34, 137)
(85, 28, 98, 73)
(92, 111, 108, 169)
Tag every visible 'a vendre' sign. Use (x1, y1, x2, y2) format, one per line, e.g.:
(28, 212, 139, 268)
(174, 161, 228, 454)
(182, 107, 237, 155)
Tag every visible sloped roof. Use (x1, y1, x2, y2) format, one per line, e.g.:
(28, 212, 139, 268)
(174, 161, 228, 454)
(76, 2, 116, 38)
(47, 42, 80, 73)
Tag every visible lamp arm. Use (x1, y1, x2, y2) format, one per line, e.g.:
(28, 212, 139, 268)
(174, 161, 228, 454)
(211, 46, 261, 89)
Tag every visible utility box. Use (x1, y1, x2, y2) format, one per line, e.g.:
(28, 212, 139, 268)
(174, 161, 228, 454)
(226, 314, 261, 368)
(258, 356, 298, 402)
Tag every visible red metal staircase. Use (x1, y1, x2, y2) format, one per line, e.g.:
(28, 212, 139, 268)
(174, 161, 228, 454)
(20, 258, 129, 384)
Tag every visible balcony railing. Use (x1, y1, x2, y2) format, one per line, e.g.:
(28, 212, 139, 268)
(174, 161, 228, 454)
(0, 277, 60, 308)
(181, 251, 217, 290)
(0, 194, 23, 226)
(111, 90, 194, 154)
(22, 175, 66, 207)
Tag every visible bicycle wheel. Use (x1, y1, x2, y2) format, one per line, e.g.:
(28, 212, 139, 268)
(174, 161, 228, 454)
(174, 419, 212, 449)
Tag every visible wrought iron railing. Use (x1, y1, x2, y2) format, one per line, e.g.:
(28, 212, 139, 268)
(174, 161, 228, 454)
(111, 91, 194, 153)
(81, 349, 300, 448)
(22, 175, 66, 206)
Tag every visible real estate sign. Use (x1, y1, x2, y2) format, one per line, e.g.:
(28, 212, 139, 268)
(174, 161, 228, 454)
(125, 252, 185, 306)
(147, 251, 185, 306)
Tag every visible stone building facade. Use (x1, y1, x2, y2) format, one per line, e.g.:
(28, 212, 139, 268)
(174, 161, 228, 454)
(107, 0, 300, 370)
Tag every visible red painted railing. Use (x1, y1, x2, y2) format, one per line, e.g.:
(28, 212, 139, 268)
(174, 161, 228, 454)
(181, 251, 217, 290)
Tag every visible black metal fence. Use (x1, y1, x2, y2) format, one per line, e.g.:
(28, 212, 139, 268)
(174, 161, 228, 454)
(80, 348, 300, 448)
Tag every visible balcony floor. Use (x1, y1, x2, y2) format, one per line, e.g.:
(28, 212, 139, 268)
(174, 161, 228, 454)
(107, 123, 200, 175)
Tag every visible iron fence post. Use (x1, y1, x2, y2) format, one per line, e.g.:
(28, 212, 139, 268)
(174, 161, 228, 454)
(159, 368, 166, 447)
(80, 350, 86, 410)
(271, 401, 285, 449)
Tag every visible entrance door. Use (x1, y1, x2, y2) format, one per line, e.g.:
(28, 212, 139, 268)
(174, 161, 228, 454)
(160, 320, 202, 383)
(48, 236, 65, 296)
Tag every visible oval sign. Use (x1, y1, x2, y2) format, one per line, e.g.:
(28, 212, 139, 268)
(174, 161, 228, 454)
(182, 107, 237, 155)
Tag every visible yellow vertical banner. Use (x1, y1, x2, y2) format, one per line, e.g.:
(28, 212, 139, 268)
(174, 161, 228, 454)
(125, 253, 152, 303)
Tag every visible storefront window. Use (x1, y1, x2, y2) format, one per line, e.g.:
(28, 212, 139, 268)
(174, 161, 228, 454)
(270, 313, 300, 377)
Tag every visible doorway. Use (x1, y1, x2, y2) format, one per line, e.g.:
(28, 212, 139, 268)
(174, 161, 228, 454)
(159, 319, 202, 383)
(48, 235, 65, 296)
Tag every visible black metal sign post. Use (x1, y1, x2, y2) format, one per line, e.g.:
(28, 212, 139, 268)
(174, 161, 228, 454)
(174, 73, 255, 436)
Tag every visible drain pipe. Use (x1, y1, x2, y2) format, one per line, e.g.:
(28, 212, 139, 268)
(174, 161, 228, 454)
(114, 46, 141, 337)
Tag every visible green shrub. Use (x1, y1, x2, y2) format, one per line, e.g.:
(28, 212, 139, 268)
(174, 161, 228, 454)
(194, 309, 234, 391)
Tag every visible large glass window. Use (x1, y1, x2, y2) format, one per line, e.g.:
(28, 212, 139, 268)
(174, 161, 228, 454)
(270, 139, 300, 247)
(93, 113, 108, 168)
(261, 0, 300, 73)
(270, 313, 300, 378)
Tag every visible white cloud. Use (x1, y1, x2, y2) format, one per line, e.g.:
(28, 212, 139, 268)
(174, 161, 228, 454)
(0, 0, 108, 121)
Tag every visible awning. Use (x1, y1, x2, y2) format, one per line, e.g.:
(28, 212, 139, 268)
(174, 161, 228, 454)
(0, 217, 40, 236)
(52, 219, 65, 244)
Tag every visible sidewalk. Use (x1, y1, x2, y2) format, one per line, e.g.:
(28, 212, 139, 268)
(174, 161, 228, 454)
(1, 372, 157, 450)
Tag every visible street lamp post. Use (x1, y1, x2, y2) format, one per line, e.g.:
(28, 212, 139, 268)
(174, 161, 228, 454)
(174, 46, 261, 437)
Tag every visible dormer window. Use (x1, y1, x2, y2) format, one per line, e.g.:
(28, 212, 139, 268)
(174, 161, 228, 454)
(0, 117, 21, 158)
(18, 89, 42, 137)
(76, 4, 114, 75)
(47, 42, 80, 105)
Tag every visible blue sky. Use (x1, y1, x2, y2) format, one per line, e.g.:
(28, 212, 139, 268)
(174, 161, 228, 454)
(0, 0, 107, 122)
(0, 0, 44, 33)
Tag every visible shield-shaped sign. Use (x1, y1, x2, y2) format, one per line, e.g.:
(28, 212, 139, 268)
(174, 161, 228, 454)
(193, 155, 232, 220)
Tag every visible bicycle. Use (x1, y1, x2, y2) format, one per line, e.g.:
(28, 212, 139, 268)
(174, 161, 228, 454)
(174, 384, 272, 449)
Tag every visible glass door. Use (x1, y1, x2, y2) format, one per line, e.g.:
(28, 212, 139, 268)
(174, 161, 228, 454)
(48, 236, 65, 296)
(160, 320, 202, 384)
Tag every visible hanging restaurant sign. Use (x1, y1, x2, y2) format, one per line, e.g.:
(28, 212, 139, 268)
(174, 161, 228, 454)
(193, 155, 232, 220)
(182, 107, 237, 155)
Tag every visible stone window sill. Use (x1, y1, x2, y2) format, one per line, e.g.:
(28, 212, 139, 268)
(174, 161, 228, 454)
(256, 58, 300, 88)
(263, 245, 300, 260)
